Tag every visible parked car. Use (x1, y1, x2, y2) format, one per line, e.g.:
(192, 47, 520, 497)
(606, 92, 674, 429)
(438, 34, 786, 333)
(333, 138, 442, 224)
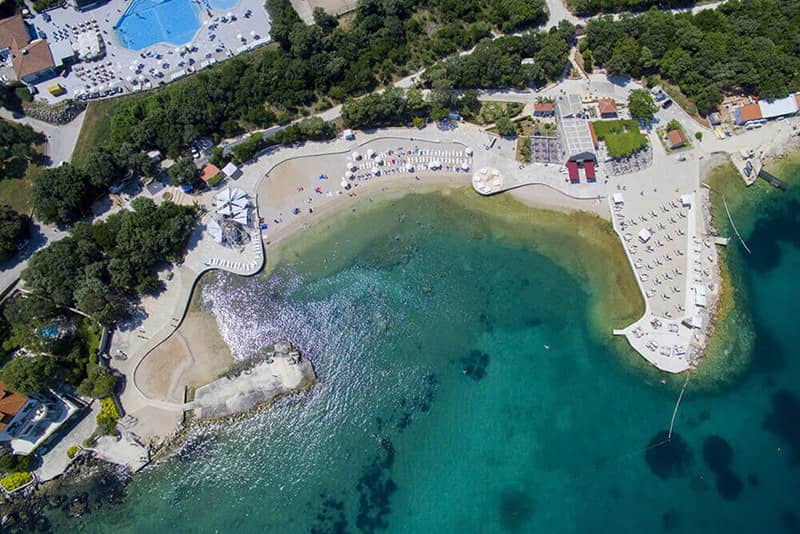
(662, 99, 673, 109)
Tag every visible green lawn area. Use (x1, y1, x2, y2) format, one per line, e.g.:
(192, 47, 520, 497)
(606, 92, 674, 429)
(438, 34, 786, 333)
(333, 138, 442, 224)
(0, 150, 44, 215)
(592, 119, 648, 158)
(71, 99, 120, 166)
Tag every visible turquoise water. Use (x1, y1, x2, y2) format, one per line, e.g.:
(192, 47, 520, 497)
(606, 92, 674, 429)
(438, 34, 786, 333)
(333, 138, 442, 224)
(115, 0, 201, 50)
(52, 190, 800, 533)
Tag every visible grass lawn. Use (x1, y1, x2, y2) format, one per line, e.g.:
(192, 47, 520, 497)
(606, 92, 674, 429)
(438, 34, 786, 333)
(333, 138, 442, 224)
(471, 101, 525, 125)
(0, 147, 45, 214)
(592, 119, 648, 158)
(71, 99, 120, 166)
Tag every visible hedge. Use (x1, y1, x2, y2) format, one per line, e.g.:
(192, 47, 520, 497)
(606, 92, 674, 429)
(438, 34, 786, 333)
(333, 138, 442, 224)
(0, 471, 32, 492)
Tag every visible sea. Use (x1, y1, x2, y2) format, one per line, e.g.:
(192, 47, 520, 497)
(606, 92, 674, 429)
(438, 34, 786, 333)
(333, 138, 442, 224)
(47, 171, 800, 533)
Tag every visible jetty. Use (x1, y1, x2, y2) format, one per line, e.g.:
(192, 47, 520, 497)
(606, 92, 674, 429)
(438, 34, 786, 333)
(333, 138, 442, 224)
(757, 169, 788, 190)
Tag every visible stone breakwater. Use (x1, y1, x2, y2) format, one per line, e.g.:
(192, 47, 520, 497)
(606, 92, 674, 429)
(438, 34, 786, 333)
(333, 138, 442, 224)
(23, 99, 86, 125)
(191, 341, 317, 420)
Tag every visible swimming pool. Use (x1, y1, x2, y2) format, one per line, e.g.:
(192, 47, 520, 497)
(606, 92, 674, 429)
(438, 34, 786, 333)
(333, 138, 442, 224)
(115, 0, 201, 51)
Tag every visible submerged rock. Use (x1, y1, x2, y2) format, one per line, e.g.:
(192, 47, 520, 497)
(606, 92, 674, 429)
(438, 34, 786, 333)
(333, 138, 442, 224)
(644, 431, 692, 480)
(461, 350, 490, 381)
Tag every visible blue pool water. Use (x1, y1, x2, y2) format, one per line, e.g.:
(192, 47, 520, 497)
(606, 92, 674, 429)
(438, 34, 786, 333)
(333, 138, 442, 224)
(207, 0, 239, 9)
(115, 0, 201, 50)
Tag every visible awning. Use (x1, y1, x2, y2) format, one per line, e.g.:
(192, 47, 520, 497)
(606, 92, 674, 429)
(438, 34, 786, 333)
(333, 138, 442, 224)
(567, 161, 579, 183)
(638, 228, 652, 243)
(584, 160, 596, 181)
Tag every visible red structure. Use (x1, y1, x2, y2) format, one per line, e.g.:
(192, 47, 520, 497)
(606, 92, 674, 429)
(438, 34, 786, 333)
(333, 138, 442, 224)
(567, 161, 579, 183)
(584, 160, 596, 182)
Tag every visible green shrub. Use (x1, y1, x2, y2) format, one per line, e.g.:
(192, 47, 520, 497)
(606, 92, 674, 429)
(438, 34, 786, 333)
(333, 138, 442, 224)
(0, 454, 33, 473)
(0, 471, 32, 492)
(96, 397, 120, 435)
(67, 446, 80, 459)
(206, 174, 223, 187)
(694, 131, 703, 141)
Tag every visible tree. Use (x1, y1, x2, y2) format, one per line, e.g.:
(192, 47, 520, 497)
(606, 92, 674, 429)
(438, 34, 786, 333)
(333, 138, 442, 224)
(77, 364, 118, 398)
(22, 240, 88, 307)
(628, 89, 658, 121)
(74, 278, 129, 326)
(0, 205, 29, 260)
(312, 7, 337, 34)
(694, 131, 703, 141)
(0, 355, 60, 394)
(82, 148, 121, 188)
(495, 116, 517, 137)
(32, 165, 94, 226)
(169, 158, 198, 186)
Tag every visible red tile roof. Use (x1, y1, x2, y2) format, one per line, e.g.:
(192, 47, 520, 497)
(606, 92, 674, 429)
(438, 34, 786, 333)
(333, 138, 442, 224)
(0, 16, 30, 50)
(200, 164, 220, 182)
(737, 103, 762, 123)
(598, 98, 617, 115)
(12, 39, 55, 79)
(668, 129, 685, 148)
(534, 102, 554, 113)
(0, 381, 28, 432)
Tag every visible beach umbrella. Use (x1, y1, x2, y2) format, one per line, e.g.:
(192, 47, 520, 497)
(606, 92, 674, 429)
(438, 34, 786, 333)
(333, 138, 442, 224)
(461, 162, 470, 171)
(125, 76, 133, 82)
(175, 47, 183, 54)
(236, 33, 243, 41)
(129, 64, 136, 71)
(352, 151, 361, 160)
(465, 147, 473, 155)
(250, 30, 256, 37)
(340, 179, 348, 188)
(366, 149, 375, 158)
(345, 171, 354, 179)
(407, 165, 414, 172)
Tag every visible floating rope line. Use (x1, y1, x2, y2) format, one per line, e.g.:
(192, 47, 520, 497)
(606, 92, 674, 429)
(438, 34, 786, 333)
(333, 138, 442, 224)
(668, 373, 691, 441)
(722, 194, 752, 254)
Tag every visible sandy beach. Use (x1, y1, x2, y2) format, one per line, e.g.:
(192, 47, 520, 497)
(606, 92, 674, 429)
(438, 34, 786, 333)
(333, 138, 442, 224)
(256, 138, 609, 255)
(136, 286, 233, 404)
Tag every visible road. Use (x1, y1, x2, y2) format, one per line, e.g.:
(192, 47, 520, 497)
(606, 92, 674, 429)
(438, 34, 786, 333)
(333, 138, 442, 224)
(0, 108, 85, 167)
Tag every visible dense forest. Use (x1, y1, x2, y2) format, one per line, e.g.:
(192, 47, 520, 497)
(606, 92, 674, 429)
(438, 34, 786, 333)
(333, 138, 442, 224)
(97, 0, 548, 159)
(568, 0, 693, 16)
(584, 1, 800, 115)
(22, 197, 196, 326)
(0, 205, 29, 260)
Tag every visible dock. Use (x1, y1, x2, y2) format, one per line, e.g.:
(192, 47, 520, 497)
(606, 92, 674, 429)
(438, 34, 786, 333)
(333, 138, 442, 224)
(757, 169, 789, 190)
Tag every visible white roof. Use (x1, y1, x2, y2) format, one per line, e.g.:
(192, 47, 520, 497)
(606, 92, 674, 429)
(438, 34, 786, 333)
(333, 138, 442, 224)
(216, 188, 233, 204)
(681, 194, 692, 207)
(556, 94, 584, 119)
(612, 193, 624, 205)
(690, 314, 703, 328)
(559, 117, 595, 159)
(231, 197, 249, 209)
(759, 95, 798, 119)
(222, 162, 239, 176)
(232, 210, 248, 224)
(218, 204, 234, 217)
(638, 228, 652, 242)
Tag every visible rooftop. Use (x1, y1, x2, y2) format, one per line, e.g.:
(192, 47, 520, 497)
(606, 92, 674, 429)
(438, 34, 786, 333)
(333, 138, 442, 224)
(556, 94, 584, 119)
(201, 163, 220, 182)
(0, 15, 30, 50)
(598, 98, 617, 114)
(0, 381, 28, 433)
(560, 117, 596, 159)
(668, 129, 685, 147)
(12, 39, 55, 79)
(534, 102, 554, 112)
(736, 102, 762, 123)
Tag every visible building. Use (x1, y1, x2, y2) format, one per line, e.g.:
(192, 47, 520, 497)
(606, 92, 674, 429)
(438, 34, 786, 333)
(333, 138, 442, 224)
(221, 162, 241, 180)
(732, 95, 799, 125)
(1, 15, 61, 86)
(200, 163, 221, 184)
(555, 94, 596, 165)
(668, 129, 685, 149)
(0, 381, 78, 455)
(533, 101, 554, 117)
(0, 16, 31, 52)
(597, 98, 617, 118)
(732, 103, 762, 125)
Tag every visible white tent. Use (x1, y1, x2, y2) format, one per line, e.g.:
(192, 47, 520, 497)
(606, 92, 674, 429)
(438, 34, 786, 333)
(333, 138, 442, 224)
(340, 179, 348, 188)
(231, 188, 247, 201)
(638, 228, 652, 243)
(233, 210, 248, 225)
(231, 197, 249, 210)
(366, 149, 375, 158)
(216, 188, 234, 206)
(207, 219, 223, 243)
(465, 147, 473, 155)
(681, 194, 692, 208)
(461, 162, 470, 171)
(218, 204, 234, 217)
(612, 193, 624, 205)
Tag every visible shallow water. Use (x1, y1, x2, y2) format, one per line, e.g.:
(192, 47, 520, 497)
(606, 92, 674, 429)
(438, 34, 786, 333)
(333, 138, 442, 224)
(52, 188, 800, 533)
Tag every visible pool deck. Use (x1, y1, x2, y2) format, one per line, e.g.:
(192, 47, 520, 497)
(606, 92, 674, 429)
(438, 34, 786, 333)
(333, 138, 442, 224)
(24, 0, 271, 103)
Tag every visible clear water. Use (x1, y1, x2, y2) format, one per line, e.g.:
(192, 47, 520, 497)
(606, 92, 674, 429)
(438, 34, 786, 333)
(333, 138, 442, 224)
(114, 0, 201, 50)
(53, 187, 800, 533)
(206, 0, 239, 10)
